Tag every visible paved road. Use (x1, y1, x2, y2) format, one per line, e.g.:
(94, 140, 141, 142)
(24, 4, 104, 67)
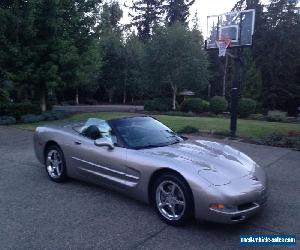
(53, 105, 144, 113)
(0, 127, 299, 249)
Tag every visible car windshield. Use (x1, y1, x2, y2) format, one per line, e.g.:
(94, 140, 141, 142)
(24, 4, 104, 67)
(110, 116, 182, 149)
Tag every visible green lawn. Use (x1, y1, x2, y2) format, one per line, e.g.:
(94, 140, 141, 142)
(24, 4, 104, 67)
(12, 112, 300, 139)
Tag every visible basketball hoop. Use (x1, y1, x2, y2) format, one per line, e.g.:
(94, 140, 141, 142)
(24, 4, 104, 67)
(216, 38, 231, 57)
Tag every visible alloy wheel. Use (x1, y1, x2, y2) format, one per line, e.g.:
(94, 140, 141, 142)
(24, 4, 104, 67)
(155, 180, 186, 221)
(46, 149, 63, 178)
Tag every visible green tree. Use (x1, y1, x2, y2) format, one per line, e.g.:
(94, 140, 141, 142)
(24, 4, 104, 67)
(123, 33, 146, 103)
(241, 48, 262, 101)
(232, 0, 300, 114)
(129, 0, 164, 41)
(99, 1, 123, 35)
(258, 0, 300, 114)
(55, 0, 102, 104)
(146, 23, 209, 110)
(0, 0, 102, 110)
(164, 0, 195, 25)
(98, 1, 124, 103)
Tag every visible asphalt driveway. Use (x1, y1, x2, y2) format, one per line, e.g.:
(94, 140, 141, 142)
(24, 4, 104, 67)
(0, 127, 299, 249)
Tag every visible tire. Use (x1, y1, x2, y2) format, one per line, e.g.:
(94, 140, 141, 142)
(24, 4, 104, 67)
(45, 144, 67, 182)
(152, 173, 194, 226)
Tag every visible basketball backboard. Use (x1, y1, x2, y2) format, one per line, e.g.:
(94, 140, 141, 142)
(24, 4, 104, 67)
(206, 9, 255, 49)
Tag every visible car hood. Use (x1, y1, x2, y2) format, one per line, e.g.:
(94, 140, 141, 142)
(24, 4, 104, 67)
(140, 139, 256, 186)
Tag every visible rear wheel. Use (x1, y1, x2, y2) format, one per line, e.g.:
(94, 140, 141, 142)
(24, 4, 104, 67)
(152, 173, 194, 226)
(45, 145, 67, 182)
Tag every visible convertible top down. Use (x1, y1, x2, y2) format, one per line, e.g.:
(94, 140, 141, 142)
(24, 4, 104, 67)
(34, 116, 267, 225)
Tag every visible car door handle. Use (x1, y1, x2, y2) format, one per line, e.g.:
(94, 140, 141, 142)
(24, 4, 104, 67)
(74, 141, 82, 145)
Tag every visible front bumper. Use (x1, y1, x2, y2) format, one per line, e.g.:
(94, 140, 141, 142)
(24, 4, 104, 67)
(193, 176, 268, 223)
(205, 196, 267, 223)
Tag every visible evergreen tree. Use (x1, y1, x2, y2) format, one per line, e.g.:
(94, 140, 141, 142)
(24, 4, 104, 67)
(164, 0, 195, 25)
(129, 0, 164, 40)
(230, 0, 300, 114)
(258, 0, 300, 114)
(56, 0, 102, 104)
(241, 48, 262, 101)
(98, 1, 125, 103)
(0, 0, 102, 109)
(123, 33, 146, 103)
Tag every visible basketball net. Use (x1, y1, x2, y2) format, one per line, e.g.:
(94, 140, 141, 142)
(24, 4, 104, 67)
(216, 39, 231, 57)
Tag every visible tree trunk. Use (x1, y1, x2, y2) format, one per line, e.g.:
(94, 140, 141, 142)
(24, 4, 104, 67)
(169, 80, 177, 111)
(123, 85, 126, 104)
(123, 69, 127, 104)
(172, 89, 177, 111)
(75, 88, 79, 105)
(222, 54, 228, 97)
(40, 92, 47, 112)
(208, 83, 211, 99)
(108, 88, 114, 103)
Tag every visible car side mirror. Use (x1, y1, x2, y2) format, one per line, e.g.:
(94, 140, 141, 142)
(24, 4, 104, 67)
(94, 137, 114, 149)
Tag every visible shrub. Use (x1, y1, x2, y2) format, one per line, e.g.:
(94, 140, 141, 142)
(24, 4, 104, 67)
(238, 98, 256, 118)
(202, 100, 210, 112)
(210, 96, 228, 114)
(40, 110, 67, 121)
(21, 114, 40, 123)
(262, 133, 300, 150)
(164, 111, 194, 117)
(144, 98, 174, 112)
(180, 98, 208, 113)
(267, 110, 287, 122)
(0, 102, 40, 119)
(0, 89, 10, 103)
(52, 110, 67, 120)
(177, 125, 198, 134)
(67, 100, 77, 105)
(249, 113, 265, 120)
(84, 98, 98, 105)
(0, 116, 16, 125)
(39, 111, 53, 121)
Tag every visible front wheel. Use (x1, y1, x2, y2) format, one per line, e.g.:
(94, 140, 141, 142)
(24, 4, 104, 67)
(152, 173, 194, 226)
(45, 145, 67, 182)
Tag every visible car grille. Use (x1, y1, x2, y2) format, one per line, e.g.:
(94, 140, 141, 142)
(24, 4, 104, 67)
(258, 188, 268, 204)
(237, 202, 257, 211)
(238, 188, 268, 211)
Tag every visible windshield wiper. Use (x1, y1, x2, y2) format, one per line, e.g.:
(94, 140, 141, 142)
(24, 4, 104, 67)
(136, 142, 170, 150)
(168, 139, 180, 145)
(136, 139, 181, 149)
(165, 130, 177, 136)
(165, 130, 182, 143)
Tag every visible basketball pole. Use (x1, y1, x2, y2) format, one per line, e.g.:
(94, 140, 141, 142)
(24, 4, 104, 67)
(230, 48, 242, 138)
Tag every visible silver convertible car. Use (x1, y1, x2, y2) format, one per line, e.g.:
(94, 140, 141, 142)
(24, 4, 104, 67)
(34, 116, 267, 226)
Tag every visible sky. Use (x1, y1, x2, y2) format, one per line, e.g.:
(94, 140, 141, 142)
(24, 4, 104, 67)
(120, 0, 299, 37)
(120, 0, 252, 37)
